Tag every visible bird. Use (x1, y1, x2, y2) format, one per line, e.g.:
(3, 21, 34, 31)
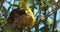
(7, 7, 34, 28)
(6, 0, 34, 32)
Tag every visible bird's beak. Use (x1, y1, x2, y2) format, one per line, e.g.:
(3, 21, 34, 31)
(24, 10, 27, 15)
(25, 10, 27, 14)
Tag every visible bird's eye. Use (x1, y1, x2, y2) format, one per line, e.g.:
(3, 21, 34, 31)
(17, 10, 26, 15)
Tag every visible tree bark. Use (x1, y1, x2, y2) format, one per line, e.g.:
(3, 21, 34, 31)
(52, 7, 57, 32)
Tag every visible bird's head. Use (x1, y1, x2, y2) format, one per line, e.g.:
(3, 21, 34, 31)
(16, 8, 27, 15)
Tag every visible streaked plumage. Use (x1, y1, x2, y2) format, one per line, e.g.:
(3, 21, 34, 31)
(7, 1, 34, 32)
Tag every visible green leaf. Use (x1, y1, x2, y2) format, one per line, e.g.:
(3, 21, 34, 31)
(47, 20, 53, 25)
